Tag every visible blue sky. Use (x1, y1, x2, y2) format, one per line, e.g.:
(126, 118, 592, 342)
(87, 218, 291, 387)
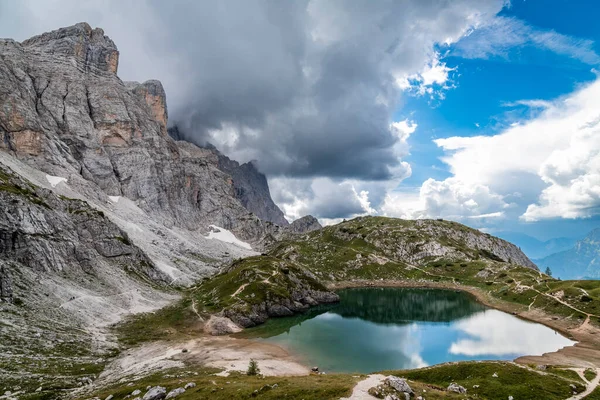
(389, 0, 600, 240)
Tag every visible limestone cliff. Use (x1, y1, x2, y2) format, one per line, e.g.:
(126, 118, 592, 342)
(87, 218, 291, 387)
(0, 22, 280, 243)
(168, 127, 289, 227)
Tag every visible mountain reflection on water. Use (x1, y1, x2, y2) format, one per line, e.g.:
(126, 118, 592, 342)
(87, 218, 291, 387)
(243, 288, 575, 373)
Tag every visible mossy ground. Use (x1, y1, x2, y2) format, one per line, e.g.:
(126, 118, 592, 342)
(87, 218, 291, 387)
(393, 361, 585, 400)
(81, 367, 358, 400)
(83, 361, 587, 400)
(10, 215, 600, 399)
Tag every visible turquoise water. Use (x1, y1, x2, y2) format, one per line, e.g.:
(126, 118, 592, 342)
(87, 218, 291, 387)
(243, 288, 575, 373)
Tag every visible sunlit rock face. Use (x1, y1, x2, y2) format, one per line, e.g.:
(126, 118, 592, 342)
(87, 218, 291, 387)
(127, 80, 168, 136)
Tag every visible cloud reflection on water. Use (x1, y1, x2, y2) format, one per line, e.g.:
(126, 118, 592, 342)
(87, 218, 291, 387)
(449, 309, 575, 356)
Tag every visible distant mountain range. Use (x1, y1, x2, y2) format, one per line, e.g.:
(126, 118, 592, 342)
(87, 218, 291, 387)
(535, 229, 600, 280)
(495, 231, 579, 260)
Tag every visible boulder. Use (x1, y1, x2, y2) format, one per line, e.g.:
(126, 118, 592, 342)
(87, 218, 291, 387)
(203, 316, 242, 336)
(447, 382, 467, 394)
(165, 388, 185, 399)
(142, 386, 166, 400)
(384, 376, 413, 394)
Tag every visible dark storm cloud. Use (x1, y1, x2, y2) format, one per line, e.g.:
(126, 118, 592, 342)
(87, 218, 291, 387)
(138, 0, 506, 180)
(0, 0, 506, 219)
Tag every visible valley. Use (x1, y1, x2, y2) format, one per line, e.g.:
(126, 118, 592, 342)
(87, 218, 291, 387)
(2, 22, 600, 400)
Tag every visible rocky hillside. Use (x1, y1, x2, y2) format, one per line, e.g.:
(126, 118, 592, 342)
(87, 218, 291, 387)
(192, 216, 538, 329)
(0, 23, 323, 397)
(168, 129, 290, 227)
(0, 22, 302, 245)
(0, 162, 179, 394)
(537, 228, 600, 280)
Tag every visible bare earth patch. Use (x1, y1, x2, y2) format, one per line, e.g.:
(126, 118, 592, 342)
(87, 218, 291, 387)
(96, 335, 309, 386)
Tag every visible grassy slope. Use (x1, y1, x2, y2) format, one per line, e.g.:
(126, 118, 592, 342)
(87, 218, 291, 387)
(180, 216, 600, 329)
(106, 216, 600, 399)
(84, 362, 587, 400)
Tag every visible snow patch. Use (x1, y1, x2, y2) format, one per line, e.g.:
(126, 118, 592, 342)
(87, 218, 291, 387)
(108, 196, 120, 203)
(205, 225, 252, 250)
(45, 174, 67, 188)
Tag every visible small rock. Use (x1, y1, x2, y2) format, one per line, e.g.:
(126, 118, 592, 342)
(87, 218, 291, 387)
(311, 366, 319, 372)
(447, 383, 467, 394)
(105, 395, 114, 400)
(492, 372, 498, 377)
(35, 387, 42, 393)
(473, 384, 480, 388)
(132, 389, 141, 396)
(570, 384, 577, 389)
(385, 376, 413, 394)
(184, 383, 196, 390)
(165, 388, 185, 399)
(509, 396, 514, 400)
(181, 349, 188, 353)
(143, 386, 166, 400)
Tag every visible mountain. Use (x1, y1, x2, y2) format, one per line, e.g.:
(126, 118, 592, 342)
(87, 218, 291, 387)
(0, 22, 588, 400)
(0, 22, 315, 244)
(536, 228, 600, 280)
(495, 231, 578, 260)
(193, 216, 538, 329)
(0, 23, 321, 393)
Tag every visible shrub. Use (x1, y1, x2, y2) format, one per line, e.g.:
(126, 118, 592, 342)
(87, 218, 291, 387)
(247, 359, 260, 376)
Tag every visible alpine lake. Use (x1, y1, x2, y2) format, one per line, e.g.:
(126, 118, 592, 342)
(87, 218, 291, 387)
(240, 288, 575, 374)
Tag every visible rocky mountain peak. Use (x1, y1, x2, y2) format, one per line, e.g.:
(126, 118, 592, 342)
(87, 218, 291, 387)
(168, 125, 290, 227)
(21, 22, 119, 75)
(0, 23, 305, 246)
(289, 215, 322, 233)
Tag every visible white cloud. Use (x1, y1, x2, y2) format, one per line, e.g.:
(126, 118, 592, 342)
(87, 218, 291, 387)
(269, 177, 383, 223)
(396, 54, 457, 99)
(388, 78, 600, 223)
(454, 16, 600, 65)
(270, 118, 416, 223)
(502, 99, 553, 109)
(382, 178, 509, 221)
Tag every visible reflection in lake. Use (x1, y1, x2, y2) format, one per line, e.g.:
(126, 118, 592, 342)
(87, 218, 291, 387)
(243, 288, 575, 373)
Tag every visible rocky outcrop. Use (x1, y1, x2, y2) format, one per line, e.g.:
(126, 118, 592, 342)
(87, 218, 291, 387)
(0, 163, 168, 285)
(195, 256, 339, 330)
(22, 22, 119, 74)
(329, 217, 537, 270)
(223, 286, 339, 328)
(288, 215, 322, 234)
(0, 263, 12, 302)
(0, 23, 281, 244)
(127, 80, 168, 136)
(215, 151, 289, 227)
(167, 128, 289, 227)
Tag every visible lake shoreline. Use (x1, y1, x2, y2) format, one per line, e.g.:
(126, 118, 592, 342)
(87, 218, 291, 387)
(327, 279, 600, 369)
